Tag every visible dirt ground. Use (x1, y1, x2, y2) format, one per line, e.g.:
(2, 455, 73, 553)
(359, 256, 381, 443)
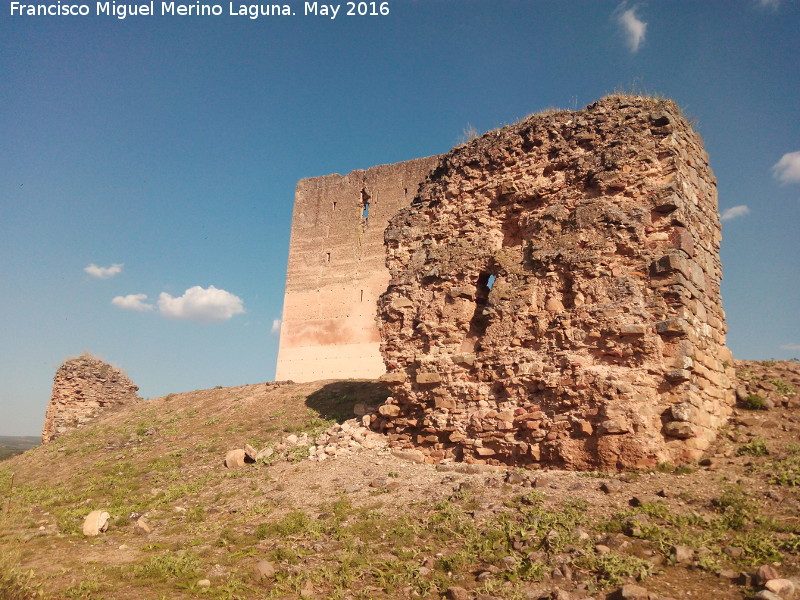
(1, 360, 799, 600)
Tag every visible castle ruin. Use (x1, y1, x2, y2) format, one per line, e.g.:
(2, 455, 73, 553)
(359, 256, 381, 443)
(275, 156, 439, 382)
(42, 354, 140, 444)
(374, 96, 735, 469)
(277, 96, 735, 470)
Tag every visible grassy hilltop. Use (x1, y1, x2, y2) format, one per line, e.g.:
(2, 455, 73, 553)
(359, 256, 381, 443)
(1, 361, 799, 600)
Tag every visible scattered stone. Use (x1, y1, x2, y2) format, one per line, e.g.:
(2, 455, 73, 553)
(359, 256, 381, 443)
(253, 560, 276, 580)
(613, 583, 650, 600)
(671, 544, 694, 565)
(391, 448, 426, 463)
(601, 480, 624, 494)
(197, 579, 211, 588)
(82, 510, 110, 536)
(134, 517, 151, 535)
(244, 444, 257, 461)
(756, 565, 781, 586)
(755, 591, 783, 600)
(445, 586, 471, 600)
(224, 449, 246, 469)
(255, 447, 274, 462)
(765, 579, 796, 598)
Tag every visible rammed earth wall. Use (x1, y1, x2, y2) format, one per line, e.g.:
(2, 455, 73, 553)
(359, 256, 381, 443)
(276, 156, 440, 382)
(374, 96, 735, 470)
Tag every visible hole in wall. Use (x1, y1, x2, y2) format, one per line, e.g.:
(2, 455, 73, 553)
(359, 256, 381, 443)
(461, 271, 495, 351)
(360, 290, 364, 302)
(326, 252, 331, 263)
(360, 187, 371, 221)
(333, 201, 337, 211)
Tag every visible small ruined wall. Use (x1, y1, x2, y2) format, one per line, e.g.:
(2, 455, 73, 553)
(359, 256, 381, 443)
(42, 354, 140, 444)
(276, 156, 440, 382)
(375, 96, 735, 470)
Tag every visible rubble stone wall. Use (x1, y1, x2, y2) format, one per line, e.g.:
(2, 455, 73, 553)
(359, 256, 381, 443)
(375, 96, 735, 470)
(276, 156, 440, 382)
(42, 354, 140, 444)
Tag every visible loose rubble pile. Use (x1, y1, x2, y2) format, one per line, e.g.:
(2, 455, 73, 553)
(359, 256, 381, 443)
(42, 353, 140, 444)
(376, 95, 735, 470)
(224, 417, 387, 468)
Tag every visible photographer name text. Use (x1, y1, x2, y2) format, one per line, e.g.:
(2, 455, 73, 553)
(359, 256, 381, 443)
(9, 1, 391, 20)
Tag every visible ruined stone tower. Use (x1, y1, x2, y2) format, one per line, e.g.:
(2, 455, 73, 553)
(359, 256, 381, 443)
(276, 156, 439, 382)
(375, 96, 735, 470)
(42, 354, 140, 444)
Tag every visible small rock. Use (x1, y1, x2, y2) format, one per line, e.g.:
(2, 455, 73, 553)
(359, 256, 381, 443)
(499, 555, 517, 568)
(756, 565, 781, 586)
(82, 510, 110, 536)
(505, 471, 525, 485)
(671, 544, 694, 565)
(391, 448, 426, 463)
(134, 517, 151, 535)
(755, 591, 783, 600)
(600, 480, 623, 494)
(253, 560, 276, 580)
(552, 589, 571, 600)
(299, 579, 315, 598)
(286, 434, 299, 445)
(255, 447, 273, 461)
(446, 586, 471, 600)
(244, 444, 257, 461)
(197, 579, 211, 588)
(613, 583, 650, 600)
(224, 449, 246, 469)
(765, 579, 796, 597)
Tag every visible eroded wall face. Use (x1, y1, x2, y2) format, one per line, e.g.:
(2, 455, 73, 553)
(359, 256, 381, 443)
(42, 354, 140, 444)
(375, 96, 735, 470)
(276, 156, 440, 382)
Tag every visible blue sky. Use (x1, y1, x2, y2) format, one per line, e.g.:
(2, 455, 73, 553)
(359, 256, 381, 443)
(1, 0, 798, 436)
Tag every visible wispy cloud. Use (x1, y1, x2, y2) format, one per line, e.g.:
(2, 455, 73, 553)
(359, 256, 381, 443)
(772, 151, 800, 184)
(720, 205, 751, 221)
(158, 285, 245, 323)
(85, 263, 123, 279)
(615, 3, 647, 53)
(780, 343, 800, 351)
(756, 0, 781, 10)
(270, 318, 282, 337)
(112, 294, 153, 312)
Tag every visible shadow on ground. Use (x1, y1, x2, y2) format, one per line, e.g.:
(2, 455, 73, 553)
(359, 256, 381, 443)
(305, 380, 390, 423)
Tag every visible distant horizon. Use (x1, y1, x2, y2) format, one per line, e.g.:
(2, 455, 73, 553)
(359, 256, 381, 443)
(2, 1, 798, 436)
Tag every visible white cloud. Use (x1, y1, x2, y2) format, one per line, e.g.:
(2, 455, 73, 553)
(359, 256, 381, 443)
(615, 4, 647, 53)
(112, 294, 154, 312)
(780, 343, 800, 351)
(158, 285, 245, 323)
(756, 0, 781, 9)
(772, 151, 800, 184)
(720, 205, 751, 221)
(85, 263, 123, 279)
(270, 319, 282, 337)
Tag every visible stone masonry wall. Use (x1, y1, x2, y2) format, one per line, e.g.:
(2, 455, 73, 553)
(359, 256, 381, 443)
(375, 96, 735, 470)
(42, 354, 140, 444)
(276, 156, 440, 382)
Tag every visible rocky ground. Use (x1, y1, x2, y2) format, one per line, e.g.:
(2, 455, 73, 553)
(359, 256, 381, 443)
(1, 360, 799, 600)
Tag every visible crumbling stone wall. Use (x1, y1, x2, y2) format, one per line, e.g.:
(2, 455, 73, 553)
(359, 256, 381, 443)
(375, 96, 735, 470)
(276, 156, 440, 382)
(42, 354, 140, 444)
